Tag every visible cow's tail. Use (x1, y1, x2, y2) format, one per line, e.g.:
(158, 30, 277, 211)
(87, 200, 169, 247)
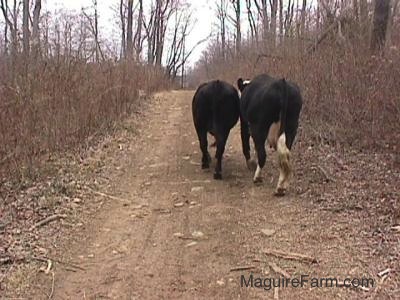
(277, 79, 291, 191)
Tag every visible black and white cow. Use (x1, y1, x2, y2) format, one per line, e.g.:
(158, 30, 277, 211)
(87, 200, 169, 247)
(237, 74, 303, 196)
(192, 80, 240, 180)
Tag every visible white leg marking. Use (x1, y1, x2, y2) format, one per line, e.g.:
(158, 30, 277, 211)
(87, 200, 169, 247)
(275, 133, 291, 195)
(253, 165, 262, 182)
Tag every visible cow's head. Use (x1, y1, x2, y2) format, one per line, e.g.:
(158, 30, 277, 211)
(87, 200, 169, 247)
(237, 78, 251, 92)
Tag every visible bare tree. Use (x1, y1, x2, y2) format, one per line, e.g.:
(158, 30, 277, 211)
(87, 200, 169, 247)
(284, 0, 295, 37)
(143, 0, 176, 65)
(387, 0, 399, 45)
(31, 0, 41, 58)
(359, 0, 369, 37)
(0, 0, 12, 54)
(352, 0, 359, 22)
(22, 0, 29, 56)
(216, 0, 228, 60)
(253, 0, 270, 43)
(134, 0, 143, 60)
(279, 0, 284, 43)
(82, 0, 104, 62)
(229, 0, 241, 53)
(166, 9, 208, 81)
(126, 0, 133, 59)
(246, 0, 258, 45)
(300, 0, 307, 36)
(270, 0, 278, 48)
(155, 0, 176, 66)
(370, 0, 391, 53)
(120, 0, 126, 59)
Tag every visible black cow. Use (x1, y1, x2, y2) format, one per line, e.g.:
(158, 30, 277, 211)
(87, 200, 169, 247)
(192, 80, 240, 180)
(237, 74, 303, 196)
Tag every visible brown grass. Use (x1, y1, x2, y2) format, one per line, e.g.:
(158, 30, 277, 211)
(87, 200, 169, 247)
(189, 26, 400, 153)
(0, 56, 170, 182)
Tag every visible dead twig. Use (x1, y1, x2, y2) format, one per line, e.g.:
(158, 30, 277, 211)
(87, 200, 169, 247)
(378, 268, 391, 277)
(32, 256, 86, 271)
(252, 259, 268, 263)
(39, 259, 52, 274)
(177, 236, 197, 240)
(229, 266, 256, 272)
(85, 187, 131, 203)
(268, 262, 291, 278)
(374, 270, 390, 298)
(48, 271, 55, 299)
(30, 214, 67, 231)
(263, 248, 318, 264)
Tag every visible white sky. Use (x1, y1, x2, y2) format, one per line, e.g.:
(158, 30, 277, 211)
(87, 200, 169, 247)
(47, 0, 214, 65)
(45, 0, 318, 65)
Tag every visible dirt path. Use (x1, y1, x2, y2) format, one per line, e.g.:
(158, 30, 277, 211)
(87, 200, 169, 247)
(26, 90, 388, 299)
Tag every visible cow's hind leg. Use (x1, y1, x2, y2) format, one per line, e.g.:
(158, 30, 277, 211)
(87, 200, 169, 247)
(252, 132, 267, 183)
(275, 133, 291, 196)
(198, 129, 211, 169)
(213, 131, 229, 180)
(240, 116, 256, 171)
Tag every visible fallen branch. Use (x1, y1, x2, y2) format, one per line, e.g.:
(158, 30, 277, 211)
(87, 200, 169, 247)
(268, 262, 291, 278)
(230, 266, 256, 272)
(30, 214, 67, 231)
(263, 248, 318, 264)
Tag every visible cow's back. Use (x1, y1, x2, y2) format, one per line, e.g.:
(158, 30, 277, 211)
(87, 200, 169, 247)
(192, 80, 239, 131)
(240, 74, 282, 124)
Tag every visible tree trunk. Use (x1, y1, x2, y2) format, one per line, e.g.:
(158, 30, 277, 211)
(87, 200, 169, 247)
(246, 0, 256, 44)
(234, 0, 241, 53)
(279, 0, 283, 44)
(22, 0, 30, 57)
(270, 0, 278, 48)
(387, 0, 399, 46)
(135, 0, 143, 61)
(353, 0, 359, 22)
(93, 0, 100, 62)
(300, 0, 307, 36)
(120, 0, 126, 59)
(126, 0, 134, 59)
(0, 0, 11, 54)
(370, 0, 391, 53)
(31, 0, 41, 59)
(359, 0, 369, 38)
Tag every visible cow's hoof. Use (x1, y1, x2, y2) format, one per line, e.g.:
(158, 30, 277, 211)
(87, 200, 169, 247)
(246, 159, 257, 171)
(274, 187, 286, 197)
(253, 177, 263, 184)
(213, 173, 222, 180)
(202, 163, 210, 169)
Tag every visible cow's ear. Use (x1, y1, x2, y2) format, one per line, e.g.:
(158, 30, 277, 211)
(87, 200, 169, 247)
(237, 78, 244, 91)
